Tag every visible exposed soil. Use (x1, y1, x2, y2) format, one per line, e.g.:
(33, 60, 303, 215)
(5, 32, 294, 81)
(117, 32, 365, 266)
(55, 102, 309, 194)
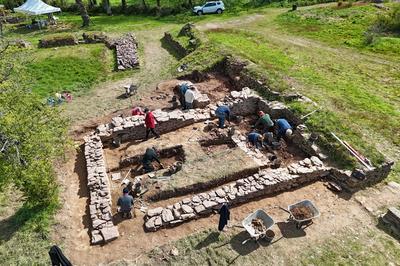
(290, 206, 314, 220)
(201, 143, 237, 155)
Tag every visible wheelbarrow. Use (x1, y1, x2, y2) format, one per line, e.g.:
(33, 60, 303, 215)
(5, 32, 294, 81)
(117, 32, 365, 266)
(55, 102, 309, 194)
(281, 200, 320, 229)
(241, 209, 275, 244)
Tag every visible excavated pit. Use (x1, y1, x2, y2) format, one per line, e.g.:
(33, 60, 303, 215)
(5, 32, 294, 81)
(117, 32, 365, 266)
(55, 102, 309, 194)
(147, 74, 232, 111)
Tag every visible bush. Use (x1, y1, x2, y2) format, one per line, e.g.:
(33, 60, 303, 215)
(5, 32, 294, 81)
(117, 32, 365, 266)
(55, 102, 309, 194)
(38, 34, 79, 48)
(373, 4, 400, 33)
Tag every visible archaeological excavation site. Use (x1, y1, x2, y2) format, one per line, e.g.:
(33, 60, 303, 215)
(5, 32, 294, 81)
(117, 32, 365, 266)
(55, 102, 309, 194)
(82, 56, 394, 245)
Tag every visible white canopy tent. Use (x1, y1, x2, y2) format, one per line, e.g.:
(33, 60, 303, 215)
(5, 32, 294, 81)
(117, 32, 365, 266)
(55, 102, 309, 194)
(14, 0, 61, 16)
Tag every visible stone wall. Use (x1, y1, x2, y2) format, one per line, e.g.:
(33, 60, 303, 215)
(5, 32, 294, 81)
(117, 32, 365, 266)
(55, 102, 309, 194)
(145, 157, 330, 231)
(82, 32, 108, 44)
(84, 135, 119, 244)
(147, 166, 263, 202)
(222, 56, 281, 101)
(162, 32, 188, 58)
(39, 34, 79, 48)
(330, 161, 394, 191)
(107, 33, 139, 71)
(96, 108, 212, 145)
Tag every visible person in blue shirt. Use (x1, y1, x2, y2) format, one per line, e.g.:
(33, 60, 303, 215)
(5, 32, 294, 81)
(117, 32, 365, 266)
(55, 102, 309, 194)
(215, 105, 231, 128)
(275, 118, 293, 141)
(178, 83, 189, 110)
(247, 132, 264, 149)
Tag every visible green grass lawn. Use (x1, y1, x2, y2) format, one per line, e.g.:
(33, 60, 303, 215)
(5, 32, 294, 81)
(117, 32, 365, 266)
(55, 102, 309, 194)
(27, 44, 115, 97)
(276, 3, 400, 55)
(203, 4, 400, 179)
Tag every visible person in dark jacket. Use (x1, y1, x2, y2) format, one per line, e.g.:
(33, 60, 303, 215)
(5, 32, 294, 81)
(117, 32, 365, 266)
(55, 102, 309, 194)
(49, 245, 72, 266)
(142, 147, 164, 173)
(218, 203, 230, 231)
(117, 187, 134, 218)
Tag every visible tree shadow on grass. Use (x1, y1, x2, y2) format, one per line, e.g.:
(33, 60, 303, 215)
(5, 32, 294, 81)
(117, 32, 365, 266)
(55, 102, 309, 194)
(0, 203, 51, 242)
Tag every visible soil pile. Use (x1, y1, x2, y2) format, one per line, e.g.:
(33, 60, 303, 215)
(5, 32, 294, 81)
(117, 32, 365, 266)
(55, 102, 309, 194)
(291, 205, 313, 220)
(251, 218, 267, 234)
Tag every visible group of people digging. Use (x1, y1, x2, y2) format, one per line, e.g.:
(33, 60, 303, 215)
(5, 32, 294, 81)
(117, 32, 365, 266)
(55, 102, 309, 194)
(248, 111, 293, 149)
(213, 105, 294, 149)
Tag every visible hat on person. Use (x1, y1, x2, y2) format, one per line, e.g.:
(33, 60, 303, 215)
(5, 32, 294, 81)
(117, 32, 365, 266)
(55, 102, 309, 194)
(258, 111, 265, 117)
(285, 129, 293, 138)
(123, 187, 129, 194)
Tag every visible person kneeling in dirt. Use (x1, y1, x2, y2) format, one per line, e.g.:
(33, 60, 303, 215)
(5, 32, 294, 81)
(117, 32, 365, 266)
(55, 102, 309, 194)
(254, 111, 274, 133)
(142, 147, 164, 173)
(144, 108, 160, 139)
(131, 106, 145, 116)
(275, 118, 293, 141)
(248, 132, 264, 149)
(215, 105, 231, 128)
(117, 187, 134, 219)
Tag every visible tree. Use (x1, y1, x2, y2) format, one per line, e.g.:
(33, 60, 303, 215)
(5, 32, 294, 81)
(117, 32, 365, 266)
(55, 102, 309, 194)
(0, 42, 68, 206)
(156, 0, 161, 15)
(121, 0, 127, 12)
(75, 0, 90, 27)
(102, 0, 112, 15)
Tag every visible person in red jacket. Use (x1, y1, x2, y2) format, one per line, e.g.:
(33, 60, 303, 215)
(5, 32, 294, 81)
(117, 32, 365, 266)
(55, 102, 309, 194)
(131, 106, 145, 116)
(144, 108, 160, 139)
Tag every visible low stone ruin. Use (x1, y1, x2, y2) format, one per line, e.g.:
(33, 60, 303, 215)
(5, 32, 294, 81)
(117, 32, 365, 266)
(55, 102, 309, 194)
(382, 207, 400, 235)
(84, 135, 119, 244)
(109, 33, 139, 71)
(231, 134, 269, 166)
(145, 157, 330, 231)
(96, 108, 211, 145)
(82, 74, 393, 240)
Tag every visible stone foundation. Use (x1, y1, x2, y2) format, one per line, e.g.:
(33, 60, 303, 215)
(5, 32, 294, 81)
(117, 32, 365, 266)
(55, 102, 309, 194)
(106, 33, 139, 71)
(84, 135, 119, 244)
(96, 108, 212, 145)
(330, 161, 394, 191)
(145, 157, 330, 231)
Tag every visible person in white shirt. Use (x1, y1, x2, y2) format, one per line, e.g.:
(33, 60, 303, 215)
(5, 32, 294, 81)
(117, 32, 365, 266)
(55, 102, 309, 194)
(184, 86, 196, 109)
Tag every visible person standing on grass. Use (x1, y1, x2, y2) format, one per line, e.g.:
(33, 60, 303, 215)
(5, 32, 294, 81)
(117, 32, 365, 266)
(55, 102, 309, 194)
(254, 111, 274, 133)
(117, 187, 134, 219)
(144, 108, 160, 140)
(184, 86, 196, 109)
(215, 105, 231, 128)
